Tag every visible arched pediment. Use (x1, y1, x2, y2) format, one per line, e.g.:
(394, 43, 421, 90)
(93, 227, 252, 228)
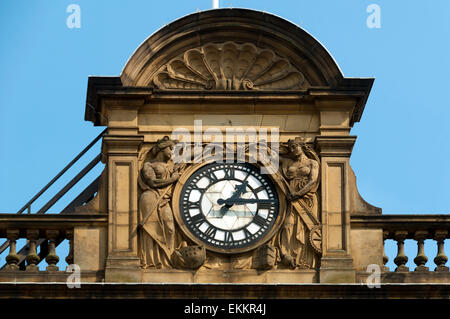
(121, 9, 344, 89)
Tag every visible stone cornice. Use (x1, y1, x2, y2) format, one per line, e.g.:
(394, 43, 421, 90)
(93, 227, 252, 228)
(85, 77, 372, 126)
(0, 214, 108, 238)
(351, 214, 450, 234)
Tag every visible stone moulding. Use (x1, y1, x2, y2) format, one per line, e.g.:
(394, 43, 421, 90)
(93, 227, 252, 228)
(152, 42, 307, 91)
(0, 282, 449, 299)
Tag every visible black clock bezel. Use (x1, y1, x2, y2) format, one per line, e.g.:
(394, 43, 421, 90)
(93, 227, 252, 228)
(174, 161, 283, 254)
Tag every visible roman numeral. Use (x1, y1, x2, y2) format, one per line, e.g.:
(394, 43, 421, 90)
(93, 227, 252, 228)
(187, 201, 200, 210)
(224, 231, 234, 243)
(190, 183, 205, 191)
(253, 214, 267, 227)
(204, 225, 217, 238)
(189, 213, 205, 227)
(254, 186, 265, 193)
(243, 228, 252, 239)
(207, 171, 218, 183)
(224, 167, 235, 179)
(257, 201, 273, 210)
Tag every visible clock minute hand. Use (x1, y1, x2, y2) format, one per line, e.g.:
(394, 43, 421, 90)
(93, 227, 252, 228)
(217, 181, 248, 206)
(231, 181, 248, 200)
(218, 181, 248, 215)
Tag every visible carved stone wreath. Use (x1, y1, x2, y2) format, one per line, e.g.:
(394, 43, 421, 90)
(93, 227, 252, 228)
(152, 42, 306, 90)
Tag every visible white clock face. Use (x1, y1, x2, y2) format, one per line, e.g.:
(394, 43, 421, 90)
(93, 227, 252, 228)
(179, 162, 279, 251)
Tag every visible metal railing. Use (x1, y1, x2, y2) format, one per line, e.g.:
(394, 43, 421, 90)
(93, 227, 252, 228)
(0, 129, 107, 265)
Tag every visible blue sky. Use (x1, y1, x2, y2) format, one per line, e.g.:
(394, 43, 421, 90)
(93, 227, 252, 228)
(0, 0, 448, 270)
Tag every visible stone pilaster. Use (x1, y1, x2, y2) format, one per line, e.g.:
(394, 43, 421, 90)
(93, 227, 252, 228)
(103, 134, 144, 282)
(315, 136, 357, 283)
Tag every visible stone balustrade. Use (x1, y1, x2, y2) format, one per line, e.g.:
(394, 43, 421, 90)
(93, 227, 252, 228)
(384, 229, 448, 272)
(0, 213, 448, 284)
(0, 214, 107, 273)
(352, 214, 449, 274)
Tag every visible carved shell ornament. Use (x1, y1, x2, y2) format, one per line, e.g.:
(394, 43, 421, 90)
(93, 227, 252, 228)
(153, 42, 306, 90)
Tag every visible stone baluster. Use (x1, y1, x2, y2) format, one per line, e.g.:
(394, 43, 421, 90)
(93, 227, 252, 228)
(45, 230, 60, 271)
(5, 229, 20, 271)
(25, 229, 40, 271)
(382, 231, 389, 272)
(434, 230, 449, 272)
(413, 231, 428, 272)
(393, 231, 409, 272)
(65, 230, 74, 267)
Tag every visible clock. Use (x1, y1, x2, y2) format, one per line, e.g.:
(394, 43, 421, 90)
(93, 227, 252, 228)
(174, 162, 281, 254)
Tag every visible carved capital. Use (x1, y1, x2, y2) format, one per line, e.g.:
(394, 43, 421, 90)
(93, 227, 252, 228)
(46, 230, 59, 241)
(103, 135, 144, 156)
(314, 136, 356, 157)
(413, 230, 428, 242)
(434, 230, 448, 242)
(65, 229, 74, 240)
(394, 231, 408, 242)
(26, 229, 39, 241)
(6, 229, 19, 241)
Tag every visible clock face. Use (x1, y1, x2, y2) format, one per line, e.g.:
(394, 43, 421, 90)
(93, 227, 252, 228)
(179, 162, 279, 252)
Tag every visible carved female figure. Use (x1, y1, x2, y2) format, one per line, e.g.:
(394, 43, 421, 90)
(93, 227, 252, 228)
(276, 139, 320, 269)
(138, 136, 181, 269)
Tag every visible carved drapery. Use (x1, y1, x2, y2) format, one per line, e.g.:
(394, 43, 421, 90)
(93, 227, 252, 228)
(274, 139, 321, 269)
(138, 137, 207, 270)
(152, 42, 307, 91)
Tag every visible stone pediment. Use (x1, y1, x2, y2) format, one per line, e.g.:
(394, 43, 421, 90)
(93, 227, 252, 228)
(86, 9, 374, 127)
(152, 42, 308, 91)
(120, 9, 348, 89)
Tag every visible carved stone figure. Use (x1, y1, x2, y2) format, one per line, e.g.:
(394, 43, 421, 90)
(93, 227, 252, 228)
(138, 136, 206, 270)
(138, 136, 182, 269)
(276, 139, 320, 269)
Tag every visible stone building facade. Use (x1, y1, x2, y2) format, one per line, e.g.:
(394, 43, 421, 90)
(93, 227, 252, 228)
(0, 9, 448, 298)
